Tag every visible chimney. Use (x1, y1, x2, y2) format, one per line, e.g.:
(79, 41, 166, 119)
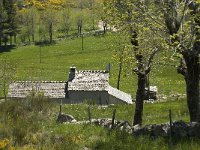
(68, 65, 76, 81)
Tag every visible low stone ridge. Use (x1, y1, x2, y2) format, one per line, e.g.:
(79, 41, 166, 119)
(59, 116, 200, 138)
(133, 120, 200, 138)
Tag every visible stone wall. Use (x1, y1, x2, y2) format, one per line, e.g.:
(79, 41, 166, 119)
(66, 91, 109, 104)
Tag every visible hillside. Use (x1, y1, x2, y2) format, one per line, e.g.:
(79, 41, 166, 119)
(0, 33, 185, 98)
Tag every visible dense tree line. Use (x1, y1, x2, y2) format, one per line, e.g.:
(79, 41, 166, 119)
(0, 0, 104, 46)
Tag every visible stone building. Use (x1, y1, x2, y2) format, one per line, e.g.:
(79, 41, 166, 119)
(8, 66, 132, 104)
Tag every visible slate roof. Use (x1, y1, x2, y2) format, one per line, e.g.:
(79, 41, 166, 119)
(8, 68, 132, 104)
(8, 81, 66, 98)
(68, 70, 109, 91)
(108, 86, 133, 104)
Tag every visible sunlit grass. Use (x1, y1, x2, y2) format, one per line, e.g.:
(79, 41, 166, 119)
(0, 33, 185, 98)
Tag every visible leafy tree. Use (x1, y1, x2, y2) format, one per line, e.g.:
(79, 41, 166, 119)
(105, 0, 163, 125)
(3, 0, 18, 45)
(96, 1, 108, 33)
(41, 8, 58, 43)
(18, 6, 38, 42)
(106, 0, 199, 123)
(0, 1, 8, 47)
(60, 8, 71, 38)
(112, 32, 131, 90)
(152, 0, 200, 122)
(0, 58, 16, 101)
(75, 12, 84, 35)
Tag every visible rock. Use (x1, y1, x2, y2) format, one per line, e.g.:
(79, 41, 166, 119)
(99, 118, 112, 128)
(151, 124, 167, 137)
(188, 122, 200, 137)
(91, 119, 99, 125)
(133, 124, 143, 135)
(57, 114, 77, 123)
(172, 120, 188, 137)
(117, 121, 132, 134)
(162, 124, 170, 136)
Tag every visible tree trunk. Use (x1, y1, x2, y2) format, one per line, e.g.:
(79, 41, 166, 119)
(133, 73, 146, 125)
(14, 34, 16, 44)
(49, 24, 53, 43)
(10, 35, 12, 45)
(184, 55, 199, 122)
(0, 36, 2, 47)
(117, 62, 122, 90)
(4, 36, 7, 47)
(77, 26, 79, 35)
(80, 26, 82, 35)
(32, 33, 35, 42)
(3, 80, 6, 101)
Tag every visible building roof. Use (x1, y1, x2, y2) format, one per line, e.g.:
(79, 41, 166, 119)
(8, 68, 132, 104)
(8, 81, 66, 99)
(108, 86, 133, 104)
(68, 70, 109, 91)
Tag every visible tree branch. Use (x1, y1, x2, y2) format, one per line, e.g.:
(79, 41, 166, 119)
(177, 58, 187, 76)
(145, 48, 160, 72)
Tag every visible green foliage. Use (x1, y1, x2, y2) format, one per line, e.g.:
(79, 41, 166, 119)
(0, 57, 16, 100)
(0, 33, 185, 97)
(26, 89, 53, 112)
(0, 91, 55, 146)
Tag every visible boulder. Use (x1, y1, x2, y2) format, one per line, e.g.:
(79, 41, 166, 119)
(188, 122, 200, 137)
(117, 121, 132, 134)
(133, 124, 143, 136)
(172, 120, 188, 137)
(57, 114, 77, 123)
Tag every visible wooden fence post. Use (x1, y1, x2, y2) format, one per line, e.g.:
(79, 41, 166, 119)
(169, 109, 173, 148)
(88, 106, 91, 123)
(111, 109, 116, 129)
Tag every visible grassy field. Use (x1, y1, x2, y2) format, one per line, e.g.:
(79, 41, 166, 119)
(0, 33, 197, 149)
(0, 33, 185, 98)
(0, 96, 199, 150)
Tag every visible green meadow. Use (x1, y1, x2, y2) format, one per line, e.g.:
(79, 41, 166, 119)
(0, 33, 185, 97)
(0, 33, 192, 150)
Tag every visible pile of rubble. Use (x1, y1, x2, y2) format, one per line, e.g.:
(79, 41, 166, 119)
(57, 114, 200, 138)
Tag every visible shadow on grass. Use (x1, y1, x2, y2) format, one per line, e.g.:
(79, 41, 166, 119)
(0, 45, 16, 53)
(35, 40, 56, 46)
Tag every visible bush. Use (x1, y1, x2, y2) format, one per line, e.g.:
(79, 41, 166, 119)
(26, 90, 54, 112)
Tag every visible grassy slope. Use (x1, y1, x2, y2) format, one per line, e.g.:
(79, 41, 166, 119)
(0, 98, 196, 150)
(0, 34, 197, 149)
(0, 33, 185, 97)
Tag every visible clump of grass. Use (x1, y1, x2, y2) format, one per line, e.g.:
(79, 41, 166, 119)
(0, 91, 55, 146)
